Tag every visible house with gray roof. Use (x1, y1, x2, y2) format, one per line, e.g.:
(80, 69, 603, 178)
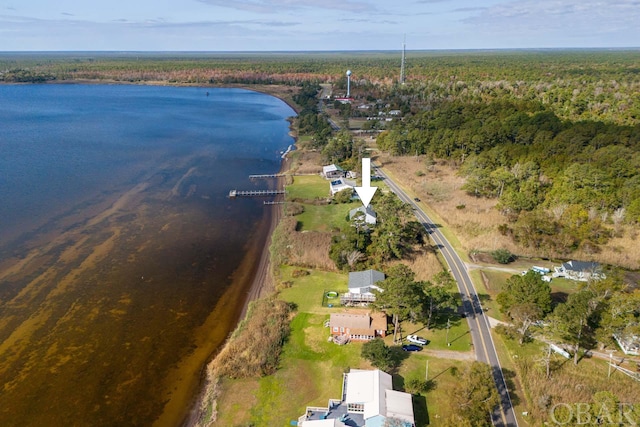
(553, 260, 605, 281)
(340, 270, 385, 305)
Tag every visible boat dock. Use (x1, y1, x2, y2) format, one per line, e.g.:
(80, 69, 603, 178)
(249, 174, 287, 180)
(228, 189, 286, 198)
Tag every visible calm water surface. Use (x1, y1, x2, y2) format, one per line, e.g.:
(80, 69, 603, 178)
(0, 84, 294, 426)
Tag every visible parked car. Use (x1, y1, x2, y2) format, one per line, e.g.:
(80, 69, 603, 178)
(402, 344, 422, 352)
(407, 335, 428, 345)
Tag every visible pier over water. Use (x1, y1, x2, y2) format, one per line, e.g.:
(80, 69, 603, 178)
(228, 189, 286, 198)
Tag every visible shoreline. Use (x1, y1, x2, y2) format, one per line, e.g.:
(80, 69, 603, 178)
(177, 94, 295, 427)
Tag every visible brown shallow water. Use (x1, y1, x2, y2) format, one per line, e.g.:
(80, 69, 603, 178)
(0, 157, 271, 426)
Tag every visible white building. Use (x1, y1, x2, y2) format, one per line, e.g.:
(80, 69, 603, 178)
(330, 178, 356, 196)
(299, 369, 415, 427)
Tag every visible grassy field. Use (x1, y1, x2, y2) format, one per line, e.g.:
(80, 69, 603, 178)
(295, 202, 354, 232)
(494, 331, 640, 426)
(278, 266, 348, 313)
(393, 319, 473, 353)
(286, 175, 329, 200)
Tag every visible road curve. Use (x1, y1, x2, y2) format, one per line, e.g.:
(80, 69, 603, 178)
(374, 164, 519, 427)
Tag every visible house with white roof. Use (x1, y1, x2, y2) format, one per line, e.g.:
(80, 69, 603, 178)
(298, 369, 415, 427)
(323, 164, 346, 179)
(349, 206, 377, 226)
(614, 333, 640, 356)
(330, 178, 356, 196)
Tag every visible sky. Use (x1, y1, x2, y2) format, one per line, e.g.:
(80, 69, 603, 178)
(1, 0, 639, 51)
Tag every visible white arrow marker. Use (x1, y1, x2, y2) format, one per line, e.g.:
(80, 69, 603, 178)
(355, 157, 378, 208)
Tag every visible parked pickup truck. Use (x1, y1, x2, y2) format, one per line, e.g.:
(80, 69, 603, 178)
(406, 335, 428, 345)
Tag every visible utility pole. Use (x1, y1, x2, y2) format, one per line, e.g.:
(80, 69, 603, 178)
(607, 350, 616, 378)
(446, 317, 451, 347)
(425, 359, 429, 381)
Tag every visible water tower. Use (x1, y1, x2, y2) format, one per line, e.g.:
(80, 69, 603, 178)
(346, 70, 352, 98)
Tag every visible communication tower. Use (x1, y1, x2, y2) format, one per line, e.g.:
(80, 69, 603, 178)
(400, 35, 406, 85)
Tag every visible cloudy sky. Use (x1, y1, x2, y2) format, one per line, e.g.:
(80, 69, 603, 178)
(1, 0, 639, 51)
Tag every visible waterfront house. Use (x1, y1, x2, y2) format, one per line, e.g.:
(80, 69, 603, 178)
(340, 270, 385, 306)
(329, 311, 387, 341)
(298, 369, 415, 427)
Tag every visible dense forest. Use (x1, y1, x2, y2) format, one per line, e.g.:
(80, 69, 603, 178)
(2, 50, 639, 124)
(378, 100, 640, 255)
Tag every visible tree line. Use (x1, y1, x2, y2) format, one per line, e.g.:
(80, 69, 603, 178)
(377, 100, 640, 255)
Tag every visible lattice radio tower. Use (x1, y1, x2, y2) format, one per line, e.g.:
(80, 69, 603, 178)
(400, 35, 406, 85)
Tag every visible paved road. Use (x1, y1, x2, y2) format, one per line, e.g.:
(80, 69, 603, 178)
(374, 164, 519, 427)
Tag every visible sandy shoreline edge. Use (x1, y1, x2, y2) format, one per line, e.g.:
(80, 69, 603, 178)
(177, 89, 297, 427)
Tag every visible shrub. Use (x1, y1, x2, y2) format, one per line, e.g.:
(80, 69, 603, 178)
(491, 248, 515, 264)
(213, 298, 293, 378)
(334, 189, 353, 204)
(495, 324, 518, 340)
(361, 338, 394, 370)
(405, 378, 435, 395)
(291, 269, 310, 278)
(285, 203, 304, 216)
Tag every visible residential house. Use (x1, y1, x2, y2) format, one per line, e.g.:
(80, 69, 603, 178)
(330, 178, 356, 196)
(349, 206, 377, 226)
(341, 269, 385, 305)
(323, 164, 346, 179)
(299, 369, 415, 427)
(614, 333, 640, 356)
(330, 311, 387, 341)
(553, 260, 605, 281)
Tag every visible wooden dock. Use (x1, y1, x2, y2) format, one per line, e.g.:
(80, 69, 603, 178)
(229, 189, 286, 198)
(248, 174, 287, 180)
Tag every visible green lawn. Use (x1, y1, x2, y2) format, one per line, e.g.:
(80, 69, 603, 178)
(396, 354, 468, 424)
(295, 202, 355, 232)
(278, 266, 348, 314)
(549, 277, 579, 295)
(286, 175, 329, 200)
(393, 320, 473, 352)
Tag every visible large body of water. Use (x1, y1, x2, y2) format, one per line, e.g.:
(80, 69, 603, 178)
(0, 84, 294, 426)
